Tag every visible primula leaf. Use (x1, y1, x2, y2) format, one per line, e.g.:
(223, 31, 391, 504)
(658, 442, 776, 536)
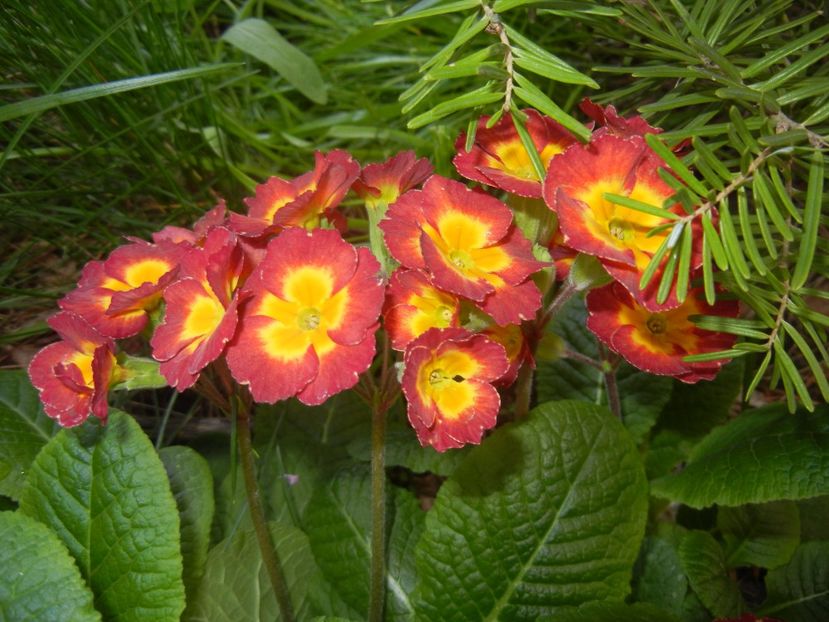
(538, 602, 682, 622)
(536, 298, 672, 444)
(19, 410, 185, 621)
(678, 530, 742, 618)
(189, 522, 323, 621)
(302, 464, 424, 621)
(633, 536, 689, 616)
(761, 542, 829, 622)
(223, 18, 327, 104)
(717, 501, 800, 569)
(160, 446, 215, 603)
(657, 358, 744, 439)
(651, 405, 829, 508)
(0, 511, 100, 622)
(412, 400, 648, 621)
(0, 370, 58, 500)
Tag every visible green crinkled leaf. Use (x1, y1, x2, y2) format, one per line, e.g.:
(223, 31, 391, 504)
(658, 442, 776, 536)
(762, 542, 829, 622)
(633, 537, 688, 616)
(799, 496, 829, 542)
(347, 402, 469, 476)
(223, 18, 327, 104)
(0, 370, 58, 499)
(657, 358, 744, 438)
(303, 464, 424, 621)
(718, 501, 800, 569)
(188, 522, 323, 621)
(536, 298, 671, 444)
(538, 601, 682, 622)
(19, 410, 185, 622)
(651, 405, 829, 508)
(678, 530, 742, 618)
(0, 511, 100, 622)
(254, 394, 371, 529)
(413, 400, 648, 621)
(160, 446, 215, 602)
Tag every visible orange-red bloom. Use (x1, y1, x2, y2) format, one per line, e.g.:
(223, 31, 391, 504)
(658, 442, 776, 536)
(352, 150, 432, 209)
(579, 98, 660, 139)
(402, 327, 509, 451)
(230, 150, 359, 238)
(153, 201, 227, 247)
(383, 269, 460, 351)
(380, 175, 545, 325)
(585, 280, 738, 383)
(59, 240, 182, 339)
(543, 134, 696, 311)
(481, 322, 532, 387)
(151, 228, 251, 390)
(548, 228, 578, 281)
(28, 312, 117, 427)
(226, 228, 384, 405)
(454, 110, 576, 198)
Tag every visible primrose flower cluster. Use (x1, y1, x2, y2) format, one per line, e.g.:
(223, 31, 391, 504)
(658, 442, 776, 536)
(29, 101, 738, 451)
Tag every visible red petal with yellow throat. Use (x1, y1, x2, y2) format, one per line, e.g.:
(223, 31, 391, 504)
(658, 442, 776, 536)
(227, 228, 384, 404)
(28, 312, 116, 427)
(586, 280, 738, 383)
(402, 327, 509, 452)
(59, 240, 181, 339)
(353, 150, 433, 208)
(545, 135, 675, 265)
(454, 109, 577, 198)
(384, 269, 460, 351)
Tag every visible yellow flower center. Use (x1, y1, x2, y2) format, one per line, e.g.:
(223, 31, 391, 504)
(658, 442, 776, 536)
(417, 349, 480, 420)
(298, 307, 322, 331)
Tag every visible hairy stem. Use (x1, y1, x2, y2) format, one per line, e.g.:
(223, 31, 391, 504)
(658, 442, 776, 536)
(482, 3, 514, 113)
(235, 396, 296, 622)
(368, 392, 387, 622)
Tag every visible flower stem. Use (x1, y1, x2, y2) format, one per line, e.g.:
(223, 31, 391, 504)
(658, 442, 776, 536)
(368, 391, 387, 622)
(235, 396, 296, 622)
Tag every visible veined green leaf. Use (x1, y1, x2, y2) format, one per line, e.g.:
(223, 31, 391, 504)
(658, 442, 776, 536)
(0, 512, 101, 622)
(412, 401, 647, 621)
(19, 410, 185, 621)
(679, 531, 742, 618)
(761, 542, 829, 621)
(718, 502, 800, 570)
(407, 83, 502, 128)
(376, 0, 481, 25)
(652, 404, 829, 507)
(223, 19, 327, 104)
(0, 370, 58, 500)
(512, 74, 590, 141)
(791, 150, 823, 290)
(0, 63, 239, 123)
